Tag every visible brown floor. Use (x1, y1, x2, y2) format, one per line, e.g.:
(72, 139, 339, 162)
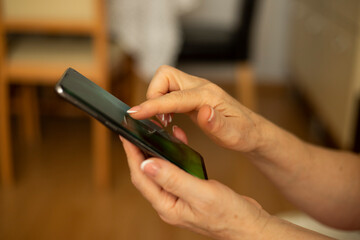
(0, 82, 326, 240)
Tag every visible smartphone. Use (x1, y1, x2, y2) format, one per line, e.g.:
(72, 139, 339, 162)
(55, 68, 207, 179)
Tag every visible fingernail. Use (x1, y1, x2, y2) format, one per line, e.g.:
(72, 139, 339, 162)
(165, 114, 170, 127)
(140, 159, 160, 177)
(172, 125, 178, 133)
(208, 107, 215, 122)
(156, 114, 162, 122)
(169, 114, 172, 123)
(161, 114, 165, 122)
(127, 106, 141, 113)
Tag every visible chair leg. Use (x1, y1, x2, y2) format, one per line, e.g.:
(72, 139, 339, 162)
(91, 119, 110, 190)
(0, 81, 14, 188)
(129, 64, 148, 106)
(19, 86, 41, 145)
(235, 62, 257, 111)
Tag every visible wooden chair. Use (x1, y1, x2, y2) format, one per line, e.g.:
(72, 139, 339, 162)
(0, 0, 113, 189)
(178, 0, 259, 110)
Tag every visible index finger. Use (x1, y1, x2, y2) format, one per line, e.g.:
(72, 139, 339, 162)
(146, 65, 207, 100)
(128, 89, 216, 120)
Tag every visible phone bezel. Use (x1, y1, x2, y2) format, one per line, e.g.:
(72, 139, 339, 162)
(55, 84, 166, 159)
(55, 70, 208, 179)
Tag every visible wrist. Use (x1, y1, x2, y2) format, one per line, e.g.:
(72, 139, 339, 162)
(229, 210, 322, 240)
(246, 115, 303, 160)
(249, 115, 280, 155)
(218, 203, 272, 240)
(237, 210, 273, 240)
(242, 115, 309, 180)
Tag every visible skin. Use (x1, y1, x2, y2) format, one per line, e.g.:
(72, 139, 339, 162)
(121, 65, 360, 239)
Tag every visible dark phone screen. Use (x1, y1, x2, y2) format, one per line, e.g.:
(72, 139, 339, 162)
(56, 68, 207, 179)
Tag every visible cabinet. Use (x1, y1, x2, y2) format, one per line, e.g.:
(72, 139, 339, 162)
(289, 0, 360, 149)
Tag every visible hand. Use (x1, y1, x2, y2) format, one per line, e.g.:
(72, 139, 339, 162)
(120, 126, 270, 240)
(127, 65, 268, 153)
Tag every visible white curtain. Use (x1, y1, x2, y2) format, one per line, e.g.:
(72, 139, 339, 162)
(108, 0, 201, 80)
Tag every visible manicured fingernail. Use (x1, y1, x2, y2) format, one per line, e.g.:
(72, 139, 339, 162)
(140, 159, 160, 177)
(156, 114, 162, 122)
(208, 107, 215, 122)
(169, 114, 172, 123)
(165, 114, 170, 127)
(172, 125, 178, 133)
(127, 106, 141, 113)
(161, 114, 165, 122)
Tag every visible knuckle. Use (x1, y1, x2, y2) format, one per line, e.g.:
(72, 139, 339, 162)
(192, 76, 209, 86)
(201, 83, 223, 101)
(167, 91, 186, 111)
(204, 82, 221, 92)
(161, 171, 181, 192)
(208, 179, 224, 190)
(204, 184, 219, 204)
(198, 193, 218, 213)
(196, 181, 229, 218)
(200, 86, 213, 100)
(226, 139, 240, 149)
(158, 212, 181, 226)
(172, 90, 186, 101)
(146, 90, 154, 100)
(156, 65, 174, 75)
(227, 136, 242, 149)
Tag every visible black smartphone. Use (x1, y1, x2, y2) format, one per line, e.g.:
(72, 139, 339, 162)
(55, 68, 207, 179)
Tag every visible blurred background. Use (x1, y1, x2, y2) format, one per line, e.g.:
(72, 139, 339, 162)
(1, 0, 360, 239)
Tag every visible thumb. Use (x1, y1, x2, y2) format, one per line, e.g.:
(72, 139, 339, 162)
(140, 158, 207, 203)
(197, 105, 227, 141)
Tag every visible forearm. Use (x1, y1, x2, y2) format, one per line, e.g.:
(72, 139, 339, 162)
(230, 211, 333, 240)
(245, 118, 360, 229)
(258, 216, 334, 240)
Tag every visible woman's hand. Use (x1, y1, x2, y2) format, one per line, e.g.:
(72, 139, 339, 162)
(121, 66, 360, 235)
(120, 127, 271, 240)
(127, 65, 268, 153)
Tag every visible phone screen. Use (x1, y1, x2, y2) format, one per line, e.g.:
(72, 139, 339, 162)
(55, 68, 207, 179)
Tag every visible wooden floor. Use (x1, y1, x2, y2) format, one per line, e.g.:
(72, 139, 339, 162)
(0, 82, 327, 240)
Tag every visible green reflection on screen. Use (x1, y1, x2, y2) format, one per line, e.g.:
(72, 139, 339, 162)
(59, 68, 207, 179)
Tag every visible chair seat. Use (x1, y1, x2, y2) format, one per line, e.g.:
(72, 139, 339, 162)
(4, 0, 94, 22)
(7, 36, 124, 85)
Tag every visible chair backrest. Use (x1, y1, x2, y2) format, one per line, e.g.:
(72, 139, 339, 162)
(233, 0, 258, 61)
(178, 0, 260, 62)
(2, 0, 96, 34)
(0, 0, 109, 86)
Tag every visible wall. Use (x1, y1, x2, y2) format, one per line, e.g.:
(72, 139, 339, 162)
(181, 0, 291, 83)
(252, 0, 290, 83)
(181, 0, 240, 31)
